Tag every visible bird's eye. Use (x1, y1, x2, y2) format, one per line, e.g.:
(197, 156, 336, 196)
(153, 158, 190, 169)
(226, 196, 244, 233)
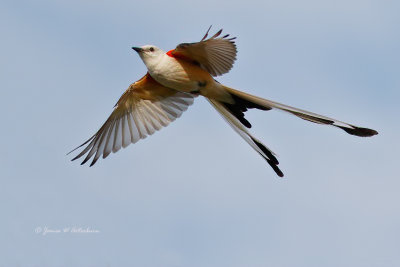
(149, 47, 154, 52)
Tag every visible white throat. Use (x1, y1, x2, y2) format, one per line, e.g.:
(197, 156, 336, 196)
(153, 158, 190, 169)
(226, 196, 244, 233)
(143, 53, 167, 72)
(137, 47, 167, 72)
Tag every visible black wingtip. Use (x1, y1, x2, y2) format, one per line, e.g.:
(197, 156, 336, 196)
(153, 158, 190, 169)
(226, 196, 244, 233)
(201, 25, 213, 41)
(211, 29, 223, 39)
(71, 155, 80, 162)
(67, 146, 81, 156)
(80, 157, 90, 165)
(89, 158, 98, 167)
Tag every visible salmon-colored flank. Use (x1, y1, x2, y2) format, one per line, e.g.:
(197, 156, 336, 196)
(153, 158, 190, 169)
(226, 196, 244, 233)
(115, 72, 176, 104)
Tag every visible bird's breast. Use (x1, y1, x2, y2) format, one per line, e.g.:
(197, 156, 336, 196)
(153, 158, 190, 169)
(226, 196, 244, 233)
(149, 55, 213, 93)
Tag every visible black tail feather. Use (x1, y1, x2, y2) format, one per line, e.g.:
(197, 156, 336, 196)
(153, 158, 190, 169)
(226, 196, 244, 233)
(251, 137, 284, 177)
(221, 93, 271, 128)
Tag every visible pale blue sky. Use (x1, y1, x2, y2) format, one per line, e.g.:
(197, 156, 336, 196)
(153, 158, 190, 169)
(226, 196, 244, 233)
(1, 0, 399, 266)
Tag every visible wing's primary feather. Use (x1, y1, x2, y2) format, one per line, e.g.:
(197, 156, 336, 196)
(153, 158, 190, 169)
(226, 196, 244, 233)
(171, 27, 237, 76)
(68, 73, 195, 166)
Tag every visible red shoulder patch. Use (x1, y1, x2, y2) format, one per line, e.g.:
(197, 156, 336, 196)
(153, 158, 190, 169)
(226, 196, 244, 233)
(166, 50, 192, 61)
(166, 50, 175, 57)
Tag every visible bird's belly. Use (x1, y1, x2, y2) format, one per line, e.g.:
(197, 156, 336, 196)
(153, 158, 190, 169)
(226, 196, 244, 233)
(150, 58, 212, 93)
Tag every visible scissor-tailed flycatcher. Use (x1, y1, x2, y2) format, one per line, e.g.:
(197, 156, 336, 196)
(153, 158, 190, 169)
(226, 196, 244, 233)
(69, 27, 378, 177)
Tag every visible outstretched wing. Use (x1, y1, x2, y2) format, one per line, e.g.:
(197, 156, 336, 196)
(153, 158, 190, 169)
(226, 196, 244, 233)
(69, 73, 195, 166)
(170, 26, 237, 76)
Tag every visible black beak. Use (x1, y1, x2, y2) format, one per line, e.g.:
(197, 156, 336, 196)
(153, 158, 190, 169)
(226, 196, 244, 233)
(132, 47, 143, 53)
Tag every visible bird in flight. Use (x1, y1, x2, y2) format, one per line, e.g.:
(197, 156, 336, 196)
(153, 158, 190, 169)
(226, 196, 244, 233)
(69, 26, 378, 177)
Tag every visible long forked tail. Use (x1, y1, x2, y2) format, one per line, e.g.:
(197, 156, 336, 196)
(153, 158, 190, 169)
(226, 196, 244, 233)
(223, 86, 378, 137)
(208, 85, 378, 177)
(208, 98, 284, 177)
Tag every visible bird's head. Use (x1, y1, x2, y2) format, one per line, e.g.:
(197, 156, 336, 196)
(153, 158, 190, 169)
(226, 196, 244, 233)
(132, 45, 164, 68)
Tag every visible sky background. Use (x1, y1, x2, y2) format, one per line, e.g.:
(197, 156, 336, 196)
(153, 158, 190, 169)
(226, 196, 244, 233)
(1, 0, 399, 266)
